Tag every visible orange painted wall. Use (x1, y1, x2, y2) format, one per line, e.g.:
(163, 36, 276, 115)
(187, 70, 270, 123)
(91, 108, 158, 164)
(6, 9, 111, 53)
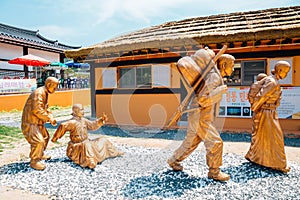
(93, 59, 300, 134)
(0, 89, 91, 111)
(48, 90, 73, 107)
(215, 117, 300, 134)
(96, 93, 181, 127)
(95, 68, 103, 89)
(0, 94, 28, 111)
(294, 56, 300, 86)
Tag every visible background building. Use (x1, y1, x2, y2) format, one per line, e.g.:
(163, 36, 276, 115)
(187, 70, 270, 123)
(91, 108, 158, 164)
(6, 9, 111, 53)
(65, 6, 300, 133)
(0, 23, 80, 79)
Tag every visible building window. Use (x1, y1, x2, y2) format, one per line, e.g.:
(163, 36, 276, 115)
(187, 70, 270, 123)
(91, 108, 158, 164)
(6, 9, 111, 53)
(224, 62, 241, 86)
(102, 68, 117, 88)
(242, 60, 265, 85)
(119, 66, 152, 88)
(152, 65, 171, 87)
(136, 66, 151, 88)
(119, 67, 135, 88)
(225, 60, 266, 86)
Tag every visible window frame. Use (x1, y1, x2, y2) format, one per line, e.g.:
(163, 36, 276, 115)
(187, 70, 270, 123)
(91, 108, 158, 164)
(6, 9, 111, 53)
(117, 64, 171, 89)
(102, 67, 117, 89)
(118, 66, 136, 89)
(136, 65, 152, 88)
(241, 60, 266, 86)
(118, 65, 152, 89)
(224, 61, 242, 86)
(152, 64, 171, 88)
(224, 59, 267, 86)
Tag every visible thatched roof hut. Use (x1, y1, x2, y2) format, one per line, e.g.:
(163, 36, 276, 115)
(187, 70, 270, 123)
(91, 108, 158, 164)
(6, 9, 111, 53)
(65, 6, 300, 61)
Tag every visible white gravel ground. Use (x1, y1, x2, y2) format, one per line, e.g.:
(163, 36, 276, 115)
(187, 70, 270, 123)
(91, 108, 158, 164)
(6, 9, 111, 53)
(1, 107, 299, 199)
(1, 143, 299, 200)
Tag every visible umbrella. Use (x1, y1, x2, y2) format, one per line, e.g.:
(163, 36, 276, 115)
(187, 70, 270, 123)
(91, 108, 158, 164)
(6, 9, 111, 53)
(65, 61, 90, 69)
(9, 54, 51, 79)
(8, 54, 51, 66)
(44, 62, 68, 70)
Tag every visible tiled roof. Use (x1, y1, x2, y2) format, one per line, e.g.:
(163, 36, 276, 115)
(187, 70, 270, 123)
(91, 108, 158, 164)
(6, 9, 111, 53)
(65, 6, 300, 58)
(0, 23, 80, 51)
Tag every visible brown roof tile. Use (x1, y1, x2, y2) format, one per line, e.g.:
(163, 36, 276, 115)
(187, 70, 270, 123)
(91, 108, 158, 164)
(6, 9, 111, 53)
(0, 23, 80, 51)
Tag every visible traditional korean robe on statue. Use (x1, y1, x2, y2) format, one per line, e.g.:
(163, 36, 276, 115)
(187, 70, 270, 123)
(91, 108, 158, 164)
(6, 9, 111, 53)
(21, 86, 54, 162)
(245, 75, 288, 170)
(52, 117, 123, 168)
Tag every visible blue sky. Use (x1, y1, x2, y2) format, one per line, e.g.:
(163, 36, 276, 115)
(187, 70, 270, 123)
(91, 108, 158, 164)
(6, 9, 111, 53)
(1, 0, 299, 47)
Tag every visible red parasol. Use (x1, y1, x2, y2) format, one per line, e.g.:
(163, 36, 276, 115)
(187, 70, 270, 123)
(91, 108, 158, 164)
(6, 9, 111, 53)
(8, 54, 51, 66)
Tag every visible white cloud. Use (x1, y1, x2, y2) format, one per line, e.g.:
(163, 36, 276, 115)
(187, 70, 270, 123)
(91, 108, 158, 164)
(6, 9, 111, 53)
(46, 0, 296, 26)
(32, 0, 299, 46)
(36, 25, 80, 42)
(40, 0, 298, 23)
(114, 0, 195, 23)
(43, 0, 196, 25)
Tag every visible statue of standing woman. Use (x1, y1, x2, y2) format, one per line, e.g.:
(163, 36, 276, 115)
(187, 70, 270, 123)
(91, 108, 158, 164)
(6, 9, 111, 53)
(245, 61, 291, 173)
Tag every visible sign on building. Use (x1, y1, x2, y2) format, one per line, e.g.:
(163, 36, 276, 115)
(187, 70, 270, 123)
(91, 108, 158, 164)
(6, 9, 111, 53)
(219, 86, 300, 119)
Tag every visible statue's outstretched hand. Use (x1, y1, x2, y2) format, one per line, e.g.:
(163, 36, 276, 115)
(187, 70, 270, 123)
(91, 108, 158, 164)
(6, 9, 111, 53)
(49, 117, 57, 126)
(51, 137, 57, 143)
(99, 113, 108, 125)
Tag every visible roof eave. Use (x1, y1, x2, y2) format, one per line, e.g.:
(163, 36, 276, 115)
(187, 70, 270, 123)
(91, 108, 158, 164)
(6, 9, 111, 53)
(64, 27, 300, 59)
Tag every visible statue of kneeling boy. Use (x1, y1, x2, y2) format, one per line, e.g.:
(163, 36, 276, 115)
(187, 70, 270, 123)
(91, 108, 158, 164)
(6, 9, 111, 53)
(51, 104, 123, 169)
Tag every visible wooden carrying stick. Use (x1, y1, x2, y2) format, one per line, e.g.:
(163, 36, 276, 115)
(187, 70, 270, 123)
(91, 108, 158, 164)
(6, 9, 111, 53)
(163, 45, 227, 129)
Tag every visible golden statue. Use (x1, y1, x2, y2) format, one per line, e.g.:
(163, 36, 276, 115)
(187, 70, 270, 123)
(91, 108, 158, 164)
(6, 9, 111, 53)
(247, 73, 267, 139)
(167, 47, 235, 181)
(245, 61, 291, 173)
(21, 77, 59, 170)
(51, 104, 123, 169)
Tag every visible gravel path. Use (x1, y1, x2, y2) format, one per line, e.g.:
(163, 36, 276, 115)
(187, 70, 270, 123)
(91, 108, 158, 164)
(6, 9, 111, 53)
(1, 107, 299, 199)
(0, 143, 299, 200)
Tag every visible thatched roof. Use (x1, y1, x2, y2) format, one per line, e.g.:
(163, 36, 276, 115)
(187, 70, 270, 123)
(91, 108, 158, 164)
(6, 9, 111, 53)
(65, 6, 300, 59)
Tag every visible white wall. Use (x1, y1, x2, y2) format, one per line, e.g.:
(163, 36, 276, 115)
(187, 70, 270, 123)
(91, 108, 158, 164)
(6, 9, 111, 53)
(0, 43, 23, 59)
(0, 61, 23, 70)
(28, 48, 60, 62)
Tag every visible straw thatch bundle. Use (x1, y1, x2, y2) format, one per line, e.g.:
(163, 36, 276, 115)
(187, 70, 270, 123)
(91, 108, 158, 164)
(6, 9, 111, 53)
(65, 6, 300, 60)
